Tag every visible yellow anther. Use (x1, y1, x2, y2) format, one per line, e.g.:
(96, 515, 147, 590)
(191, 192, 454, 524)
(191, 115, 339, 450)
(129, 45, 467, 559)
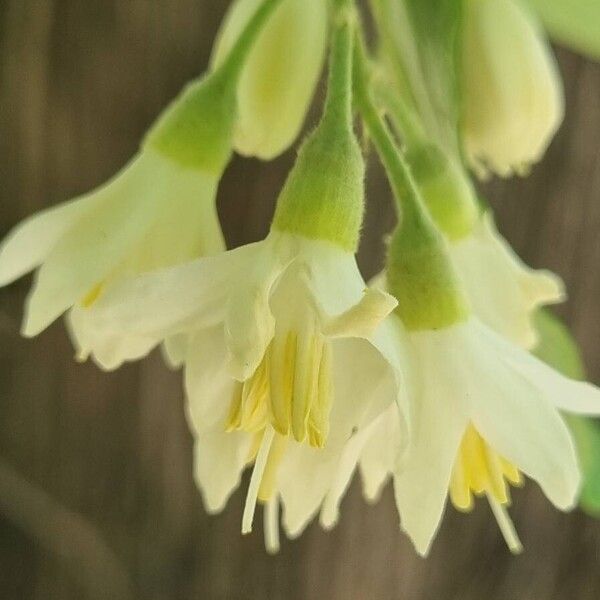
(449, 424, 523, 512)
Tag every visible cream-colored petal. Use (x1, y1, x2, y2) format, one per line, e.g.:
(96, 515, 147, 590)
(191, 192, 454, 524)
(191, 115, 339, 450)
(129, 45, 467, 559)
(22, 152, 167, 336)
(479, 320, 600, 416)
(193, 431, 253, 514)
(395, 326, 472, 556)
(359, 405, 400, 503)
(84, 242, 258, 343)
(161, 334, 190, 370)
(451, 212, 564, 349)
(0, 193, 101, 287)
(67, 306, 157, 371)
(277, 442, 339, 538)
(461, 320, 581, 511)
(225, 234, 293, 381)
(184, 327, 236, 434)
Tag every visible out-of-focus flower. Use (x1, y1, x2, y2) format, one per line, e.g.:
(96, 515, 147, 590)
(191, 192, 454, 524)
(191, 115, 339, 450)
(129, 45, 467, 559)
(212, 0, 328, 160)
(450, 211, 565, 348)
(461, 0, 564, 178)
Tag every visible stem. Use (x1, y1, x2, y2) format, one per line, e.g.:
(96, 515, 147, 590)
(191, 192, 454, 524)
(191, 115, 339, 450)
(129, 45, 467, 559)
(320, 2, 355, 134)
(218, 0, 287, 83)
(353, 33, 434, 238)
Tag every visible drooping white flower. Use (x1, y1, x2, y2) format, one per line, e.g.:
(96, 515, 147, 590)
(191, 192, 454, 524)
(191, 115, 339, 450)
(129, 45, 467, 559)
(0, 149, 225, 370)
(212, 0, 328, 160)
(450, 211, 565, 348)
(461, 0, 564, 178)
(82, 229, 406, 543)
(354, 316, 600, 556)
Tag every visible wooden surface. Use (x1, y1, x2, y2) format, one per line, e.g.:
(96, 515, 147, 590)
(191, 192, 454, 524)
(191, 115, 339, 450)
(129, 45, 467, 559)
(1, 2, 600, 599)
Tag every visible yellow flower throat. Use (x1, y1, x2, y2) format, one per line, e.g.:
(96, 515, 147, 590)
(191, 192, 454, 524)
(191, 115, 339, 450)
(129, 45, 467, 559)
(449, 424, 523, 511)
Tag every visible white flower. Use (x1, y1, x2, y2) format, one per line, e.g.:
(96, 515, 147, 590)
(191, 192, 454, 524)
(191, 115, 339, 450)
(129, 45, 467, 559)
(0, 149, 225, 369)
(461, 0, 564, 178)
(212, 0, 328, 160)
(450, 212, 565, 348)
(81, 229, 407, 543)
(360, 317, 600, 556)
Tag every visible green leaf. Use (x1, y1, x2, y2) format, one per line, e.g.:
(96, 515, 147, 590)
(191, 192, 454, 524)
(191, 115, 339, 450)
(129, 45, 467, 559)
(525, 0, 600, 61)
(533, 309, 600, 515)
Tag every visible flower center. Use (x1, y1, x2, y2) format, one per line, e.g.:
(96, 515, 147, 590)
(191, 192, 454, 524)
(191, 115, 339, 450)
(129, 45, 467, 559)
(225, 330, 333, 449)
(449, 424, 523, 512)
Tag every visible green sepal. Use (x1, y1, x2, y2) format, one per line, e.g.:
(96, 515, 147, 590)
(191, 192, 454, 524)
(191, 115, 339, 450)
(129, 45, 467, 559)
(144, 69, 236, 175)
(533, 309, 600, 516)
(405, 143, 479, 241)
(386, 224, 470, 331)
(272, 120, 365, 252)
(525, 0, 600, 61)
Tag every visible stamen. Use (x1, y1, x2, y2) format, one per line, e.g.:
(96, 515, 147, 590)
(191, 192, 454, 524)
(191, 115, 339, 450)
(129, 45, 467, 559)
(264, 496, 281, 555)
(449, 424, 522, 512)
(487, 495, 523, 554)
(258, 433, 288, 501)
(242, 426, 275, 534)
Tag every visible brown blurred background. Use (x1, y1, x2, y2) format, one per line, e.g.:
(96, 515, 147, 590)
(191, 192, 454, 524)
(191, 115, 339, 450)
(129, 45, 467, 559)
(1, 1, 600, 599)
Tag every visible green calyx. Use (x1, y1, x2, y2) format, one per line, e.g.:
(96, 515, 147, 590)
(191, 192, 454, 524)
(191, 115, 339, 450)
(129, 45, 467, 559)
(272, 122, 365, 251)
(145, 0, 286, 174)
(387, 224, 470, 331)
(272, 6, 365, 252)
(353, 32, 470, 331)
(145, 70, 236, 175)
(405, 143, 479, 241)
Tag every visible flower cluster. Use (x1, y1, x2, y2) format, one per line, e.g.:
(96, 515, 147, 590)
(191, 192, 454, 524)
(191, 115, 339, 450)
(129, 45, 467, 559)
(1, 0, 600, 556)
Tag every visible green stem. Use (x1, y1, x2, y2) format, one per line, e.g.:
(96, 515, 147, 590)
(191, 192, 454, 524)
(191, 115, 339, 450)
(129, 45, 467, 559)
(320, 2, 355, 134)
(353, 34, 435, 240)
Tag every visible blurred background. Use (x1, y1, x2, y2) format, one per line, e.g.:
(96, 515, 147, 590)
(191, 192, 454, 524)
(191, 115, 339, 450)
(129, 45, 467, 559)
(1, 1, 600, 599)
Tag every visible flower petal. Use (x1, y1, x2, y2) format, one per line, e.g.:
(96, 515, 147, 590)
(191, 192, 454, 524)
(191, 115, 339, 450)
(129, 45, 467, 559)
(465, 321, 581, 510)
(184, 327, 236, 433)
(394, 326, 471, 556)
(193, 431, 253, 514)
(22, 152, 166, 336)
(0, 193, 100, 287)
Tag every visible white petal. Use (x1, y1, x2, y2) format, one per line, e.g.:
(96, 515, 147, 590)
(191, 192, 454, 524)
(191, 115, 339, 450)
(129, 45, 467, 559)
(450, 213, 564, 348)
(84, 242, 257, 342)
(161, 334, 190, 370)
(278, 442, 339, 538)
(67, 306, 157, 371)
(0, 193, 100, 286)
(184, 327, 236, 433)
(395, 326, 471, 556)
(22, 152, 166, 336)
(480, 321, 600, 415)
(193, 431, 253, 514)
(359, 405, 400, 502)
(225, 234, 293, 381)
(324, 288, 397, 339)
(462, 321, 581, 510)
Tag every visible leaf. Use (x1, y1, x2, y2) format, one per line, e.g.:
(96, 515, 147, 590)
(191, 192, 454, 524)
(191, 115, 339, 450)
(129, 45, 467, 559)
(533, 309, 600, 515)
(525, 0, 600, 61)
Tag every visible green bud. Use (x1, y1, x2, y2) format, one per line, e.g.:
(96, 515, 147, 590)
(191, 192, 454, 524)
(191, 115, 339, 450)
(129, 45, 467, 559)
(406, 143, 479, 241)
(144, 70, 236, 175)
(272, 121, 365, 251)
(387, 224, 470, 331)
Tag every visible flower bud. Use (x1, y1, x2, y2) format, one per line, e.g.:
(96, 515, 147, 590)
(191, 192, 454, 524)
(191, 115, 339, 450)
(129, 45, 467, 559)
(461, 0, 564, 178)
(212, 0, 328, 160)
(405, 143, 478, 240)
